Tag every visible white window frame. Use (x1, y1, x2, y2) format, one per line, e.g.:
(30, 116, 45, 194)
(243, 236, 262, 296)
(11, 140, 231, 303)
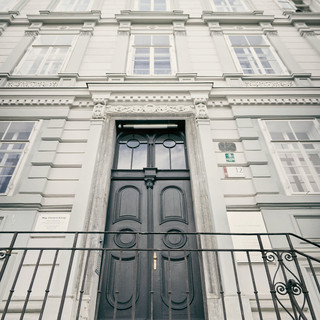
(54, 0, 93, 11)
(226, 34, 287, 75)
(13, 34, 77, 75)
(0, 121, 37, 195)
(128, 34, 176, 76)
(275, 0, 296, 10)
(135, 0, 169, 11)
(212, 0, 248, 12)
(260, 119, 320, 195)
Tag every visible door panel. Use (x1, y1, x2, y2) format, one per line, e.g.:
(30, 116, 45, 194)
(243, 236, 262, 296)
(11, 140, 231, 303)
(98, 179, 148, 320)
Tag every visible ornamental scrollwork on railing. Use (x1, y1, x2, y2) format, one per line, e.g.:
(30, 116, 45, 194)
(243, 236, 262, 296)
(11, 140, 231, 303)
(0, 250, 8, 260)
(264, 251, 309, 320)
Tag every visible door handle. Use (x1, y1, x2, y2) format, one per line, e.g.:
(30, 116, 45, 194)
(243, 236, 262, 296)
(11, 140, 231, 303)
(153, 252, 157, 270)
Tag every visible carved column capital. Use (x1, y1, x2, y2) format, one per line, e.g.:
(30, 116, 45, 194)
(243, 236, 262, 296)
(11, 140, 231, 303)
(194, 98, 209, 119)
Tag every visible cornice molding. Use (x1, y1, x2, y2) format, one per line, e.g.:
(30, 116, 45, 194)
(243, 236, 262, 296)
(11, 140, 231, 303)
(287, 12, 320, 25)
(115, 10, 189, 24)
(227, 97, 320, 106)
(202, 11, 274, 24)
(0, 13, 15, 23)
(0, 97, 74, 106)
(27, 11, 101, 24)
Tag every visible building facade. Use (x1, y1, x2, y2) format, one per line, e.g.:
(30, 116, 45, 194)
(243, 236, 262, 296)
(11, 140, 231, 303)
(0, 0, 320, 319)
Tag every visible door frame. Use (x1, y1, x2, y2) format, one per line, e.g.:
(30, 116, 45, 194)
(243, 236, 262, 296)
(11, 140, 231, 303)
(84, 114, 217, 320)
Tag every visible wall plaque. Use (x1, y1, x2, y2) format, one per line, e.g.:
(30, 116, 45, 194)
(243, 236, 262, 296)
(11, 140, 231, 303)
(34, 213, 70, 231)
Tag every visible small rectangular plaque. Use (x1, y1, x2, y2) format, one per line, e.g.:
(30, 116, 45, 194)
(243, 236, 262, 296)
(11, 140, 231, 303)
(35, 213, 70, 231)
(224, 167, 245, 178)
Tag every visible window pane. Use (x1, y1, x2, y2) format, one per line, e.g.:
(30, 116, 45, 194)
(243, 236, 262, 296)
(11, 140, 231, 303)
(134, 48, 150, 74)
(4, 122, 34, 140)
(154, 48, 171, 74)
(0, 122, 9, 139)
(154, 0, 166, 10)
(291, 121, 320, 140)
(132, 143, 147, 169)
(229, 35, 248, 46)
(117, 144, 132, 169)
(254, 47, 281, 74)
(0, 176, 11, 193)
(266, 121, 294, 140)
(153, 35, 170, 46)
(170, 144, 186, 169)
(138, 0, 151, 10)
(135, 36, 151, 46)
(247, 35, 266, 46)
(228, 0, 245, 11)
(155, 144, 170, 169)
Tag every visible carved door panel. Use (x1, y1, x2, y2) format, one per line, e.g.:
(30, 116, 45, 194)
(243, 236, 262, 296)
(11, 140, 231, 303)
(97, 125, 205, 319)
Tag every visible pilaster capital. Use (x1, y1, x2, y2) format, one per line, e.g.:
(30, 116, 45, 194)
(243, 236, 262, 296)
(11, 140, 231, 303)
(92, 98, 108, 119)
(194, 98, 209, 119)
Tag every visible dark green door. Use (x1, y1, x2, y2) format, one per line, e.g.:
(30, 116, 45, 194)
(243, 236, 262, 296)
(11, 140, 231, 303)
(97, 124, 205, 319)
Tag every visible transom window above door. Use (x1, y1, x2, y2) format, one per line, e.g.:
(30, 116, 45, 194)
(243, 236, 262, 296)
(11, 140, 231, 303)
(116, 124, 187, 170)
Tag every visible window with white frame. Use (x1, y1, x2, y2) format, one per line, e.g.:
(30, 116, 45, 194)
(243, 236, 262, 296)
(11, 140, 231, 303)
(263, 119, 320, 194)
(130, 35, 174, 75)
(14, 35, 75, 75)
(0, 0, 19, 11)
(0, 121, 36, 194)
(55, 0, 91, 11)
(276, 0, 296, 10)
(137, 0, 167, 11)
(212, 0, 247, 12)
(228, 35, 286, 75)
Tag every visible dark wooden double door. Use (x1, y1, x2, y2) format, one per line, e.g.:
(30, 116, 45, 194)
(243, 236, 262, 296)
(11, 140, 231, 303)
(97, 126, 205, 319)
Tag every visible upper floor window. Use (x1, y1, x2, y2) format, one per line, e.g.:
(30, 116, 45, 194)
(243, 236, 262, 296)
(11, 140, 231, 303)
(129, 35, 174, 75)
(0, 0, 19, 11)
(276, 0, 296, 10)
(55, 0, 91, 11)
(212, 0, 247, 12)
(137, 0, 167, 11)
(0, 121, 36, 194)
(263, 119, 320, 194)
(228, 35, 286, 75)
(14, 35, 75, 75)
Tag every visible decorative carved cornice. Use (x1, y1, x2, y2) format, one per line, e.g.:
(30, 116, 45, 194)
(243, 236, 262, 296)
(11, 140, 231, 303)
(107, 104, 195, 113)
(6, 80, 59, 87)
(194, 98, 209, 119)
(25, 31, 38, 37)
(243, 81, 295, 87)
(92, 103, 195, 119)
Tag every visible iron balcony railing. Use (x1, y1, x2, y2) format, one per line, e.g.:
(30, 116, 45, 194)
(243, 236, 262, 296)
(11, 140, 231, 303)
(0, 232, 319, 320)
